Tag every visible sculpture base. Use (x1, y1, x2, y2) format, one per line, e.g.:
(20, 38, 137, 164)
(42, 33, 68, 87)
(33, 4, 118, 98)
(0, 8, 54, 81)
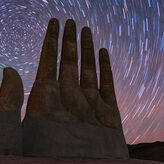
(0, 111, 22, 155)
(23, 115, 129, 158)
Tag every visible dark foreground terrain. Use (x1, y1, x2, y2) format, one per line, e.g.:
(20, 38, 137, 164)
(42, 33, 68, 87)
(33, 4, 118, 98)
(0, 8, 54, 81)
(0, 157, 163, 164)
(0, 141, 163, 164)
(128, 141, 164, 162)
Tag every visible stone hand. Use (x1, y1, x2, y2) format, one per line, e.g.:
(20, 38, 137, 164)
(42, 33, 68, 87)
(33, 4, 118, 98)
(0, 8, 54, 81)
(26, 18, 122, 130)
(23, 18, 129, 158)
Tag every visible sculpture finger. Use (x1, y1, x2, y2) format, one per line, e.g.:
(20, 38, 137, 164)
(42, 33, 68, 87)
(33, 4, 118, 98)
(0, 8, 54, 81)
(59, 19, 78, 84)
(0, 67, 24, 111)
(99, 48, 118, 107)
(80, 27, 98, 89)
(36, 18, 59, 81)
(99, 48, 122, 129)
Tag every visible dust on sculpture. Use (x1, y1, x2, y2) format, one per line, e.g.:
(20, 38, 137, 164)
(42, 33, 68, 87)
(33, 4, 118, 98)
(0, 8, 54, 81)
(23, 18, 129, 158)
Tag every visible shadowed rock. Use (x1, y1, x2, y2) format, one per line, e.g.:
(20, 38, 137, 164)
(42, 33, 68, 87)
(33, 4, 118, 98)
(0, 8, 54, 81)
(99, 48, 122, 129)
(23, 18, 129, 158)
(80, 27, 98, 89)
(59, 19, 78, 84)
(128, 141, 164, 162)
(0, 67, 23, 155)
(36, 18, 59, 81)
(0, 67, 24, 110)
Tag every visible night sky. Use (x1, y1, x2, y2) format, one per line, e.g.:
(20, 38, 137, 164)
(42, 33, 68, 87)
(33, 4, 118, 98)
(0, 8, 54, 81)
(0, 0, 163, 144)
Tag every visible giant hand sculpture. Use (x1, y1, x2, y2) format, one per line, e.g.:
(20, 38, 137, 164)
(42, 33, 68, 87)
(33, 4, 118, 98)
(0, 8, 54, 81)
(0, 67, 23, 155)
(23, 18, 129, 158)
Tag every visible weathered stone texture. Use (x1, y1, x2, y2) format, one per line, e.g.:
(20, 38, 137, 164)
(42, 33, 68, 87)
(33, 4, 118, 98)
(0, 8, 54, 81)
(23, 18, 129, 158)
(0, 67, 23, 155)
(23, 116, 128, 158)
(0, 67, 24, 111)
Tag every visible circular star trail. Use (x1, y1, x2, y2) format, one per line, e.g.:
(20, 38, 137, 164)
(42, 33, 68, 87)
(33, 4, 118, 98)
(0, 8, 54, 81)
(0, 0, 163, 144)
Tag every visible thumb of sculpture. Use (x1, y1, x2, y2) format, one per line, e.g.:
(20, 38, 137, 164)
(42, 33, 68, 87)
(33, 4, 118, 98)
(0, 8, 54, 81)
(0, 67, 24, 155)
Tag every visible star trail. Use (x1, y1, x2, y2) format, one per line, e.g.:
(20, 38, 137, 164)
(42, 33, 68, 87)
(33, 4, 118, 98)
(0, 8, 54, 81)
(0, 0, 163, 144)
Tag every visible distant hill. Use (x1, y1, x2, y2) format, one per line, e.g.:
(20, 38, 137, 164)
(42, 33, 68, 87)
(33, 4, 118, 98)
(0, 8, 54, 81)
(128, 141, 164, 162)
